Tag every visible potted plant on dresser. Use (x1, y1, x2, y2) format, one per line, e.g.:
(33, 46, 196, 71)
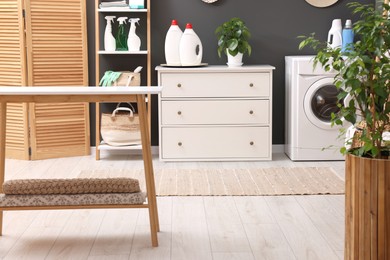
(215, 17, 251, 67)
(299, 1, 390, 259)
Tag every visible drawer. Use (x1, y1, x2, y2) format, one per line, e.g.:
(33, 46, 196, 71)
(161, 100, 269, 125)
(161, 126, 270, 160)
(160, 72, 270, 98)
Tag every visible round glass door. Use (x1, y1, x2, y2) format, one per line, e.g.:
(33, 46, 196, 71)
(304, 78, 345, 130)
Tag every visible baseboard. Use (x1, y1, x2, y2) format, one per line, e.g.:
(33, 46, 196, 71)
(92, 145, 285, 156)
(272, 144, 284, 153)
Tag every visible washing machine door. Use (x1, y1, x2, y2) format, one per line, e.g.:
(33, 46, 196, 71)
(304, 77, 345, 130)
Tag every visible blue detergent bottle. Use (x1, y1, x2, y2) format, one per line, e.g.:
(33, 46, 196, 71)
(341, 20, 354, 53)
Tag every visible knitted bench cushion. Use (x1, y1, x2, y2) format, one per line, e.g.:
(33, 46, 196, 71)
(3, 178, 140, 195)
(0, 192, 146, 207)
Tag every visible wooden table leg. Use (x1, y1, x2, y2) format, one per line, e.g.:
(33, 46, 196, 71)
(0, 102, 7, 235)
(137, 94, 159, 247)
(95, 102, 101, 160)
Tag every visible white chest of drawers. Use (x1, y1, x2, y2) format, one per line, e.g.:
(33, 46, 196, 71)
(156, 65, 275, 161)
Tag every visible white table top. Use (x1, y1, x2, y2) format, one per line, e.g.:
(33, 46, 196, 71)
(0, 86, 162, 95)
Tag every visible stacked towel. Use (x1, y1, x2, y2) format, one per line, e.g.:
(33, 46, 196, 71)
(99, 0, 128, 9)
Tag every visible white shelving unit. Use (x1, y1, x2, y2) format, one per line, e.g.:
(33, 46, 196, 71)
(95, 0, 152, 160)
(98, 50, 148, 54)
(98, 8, 147, 13)
(98, 141, 142, 150)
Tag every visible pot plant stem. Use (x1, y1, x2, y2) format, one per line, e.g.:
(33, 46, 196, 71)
(299, 1, 390, 258)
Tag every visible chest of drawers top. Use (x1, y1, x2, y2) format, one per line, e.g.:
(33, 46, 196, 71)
(156, 65, 275, 98)
(156, 65, 275, 72)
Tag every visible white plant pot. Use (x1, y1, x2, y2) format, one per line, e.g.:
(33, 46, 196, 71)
(227, 50, 243, 67)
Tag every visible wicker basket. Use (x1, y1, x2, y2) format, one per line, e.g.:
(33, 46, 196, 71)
(351, 121, 390, 149)
(113, 71, 140, 86)
(100, 103, 141, 146)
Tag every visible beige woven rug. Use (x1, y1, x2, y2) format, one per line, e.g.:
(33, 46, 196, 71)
(79, 167, 344, 196)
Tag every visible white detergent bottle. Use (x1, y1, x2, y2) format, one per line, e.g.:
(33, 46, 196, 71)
(104, 16, 116, 51)
(127, 18, 141, 51)
(164, 20, 183, 66)
(179, 23, 203, 66)
(327, 19, 342, 49)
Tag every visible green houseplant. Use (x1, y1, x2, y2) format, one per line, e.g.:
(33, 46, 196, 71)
(215, 17, 252, 66)
(299, 2, 389, 159)
(299, 2, 389, 258)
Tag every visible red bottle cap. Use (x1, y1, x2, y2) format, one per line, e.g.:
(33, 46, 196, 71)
(186, 23, 193, 29)
(171, 20, 178, 25)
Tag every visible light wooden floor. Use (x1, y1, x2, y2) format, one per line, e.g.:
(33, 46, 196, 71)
(0, 151, 345, 260)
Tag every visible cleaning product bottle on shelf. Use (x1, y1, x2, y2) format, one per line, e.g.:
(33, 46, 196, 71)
(127, 18, 141, 51)
(327, 19, 343, 49)
(341, 20, 354, 53)
(116, 17, 128, 51)
(129, 0, 144, 9)
(164, 20, 183, 66)
(104, 16, 116, 51)
(179, 23, 203, 66)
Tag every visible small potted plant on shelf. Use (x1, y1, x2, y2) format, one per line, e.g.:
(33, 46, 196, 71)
(215, 17, 251, 67)
(299, 2, 389, 259)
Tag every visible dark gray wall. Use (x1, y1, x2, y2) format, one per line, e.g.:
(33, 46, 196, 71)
(87, 0, 373, 146)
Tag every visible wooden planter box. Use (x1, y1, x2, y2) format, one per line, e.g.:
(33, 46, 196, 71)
(345, 154, 390, 259)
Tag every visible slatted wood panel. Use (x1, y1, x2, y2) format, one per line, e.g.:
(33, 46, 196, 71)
(345, 154, 390, 260)
(0, 0, 29, 160)
(24, 0, 90, 160)
(5, 104, 29, 159)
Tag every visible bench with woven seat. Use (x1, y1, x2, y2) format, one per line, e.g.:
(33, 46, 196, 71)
(0, 177, 146, 207)
(0, 86, 162, 247)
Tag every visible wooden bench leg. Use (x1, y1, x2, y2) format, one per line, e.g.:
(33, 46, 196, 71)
(147, 194, 158, 247)
(137, 94, 159, 246)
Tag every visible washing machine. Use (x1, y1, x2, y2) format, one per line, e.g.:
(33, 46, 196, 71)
(285, 55, 346, 161)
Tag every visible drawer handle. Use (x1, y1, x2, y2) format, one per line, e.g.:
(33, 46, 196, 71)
(177, 111, 182, 115)
(249, 83, 254, 87)
(178, 142, 182, 146)
(250, 141, 254, 146)
(177, 83, 182, 88)
(249, 110, 254, 115)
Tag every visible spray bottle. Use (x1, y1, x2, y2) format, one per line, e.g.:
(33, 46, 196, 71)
(104, 16, 116, 51)
(127, 18, 141, 51)
(116, 17, 128, 51)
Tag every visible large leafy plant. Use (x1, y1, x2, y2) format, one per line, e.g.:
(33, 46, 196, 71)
(215, 17, 252, 58)
(299, 2, 390, 159)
